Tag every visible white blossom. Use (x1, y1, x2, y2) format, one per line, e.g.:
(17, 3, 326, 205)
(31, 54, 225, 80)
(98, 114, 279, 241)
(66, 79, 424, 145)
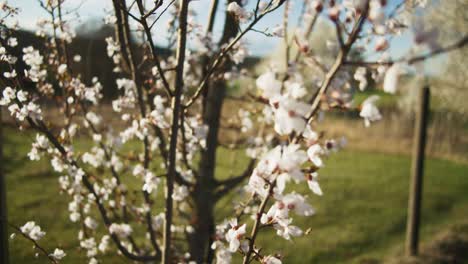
(263, 255, 282, 264)
(17, 90, 28, 102)
(20, 221, 45, 241)
(256, 71, 281, 99)
(80, 237, 97, 258)
(50, 248, 66, 260)
(22, 46, 46, 82)
(275, 218, 302, 240)
(98, 235, 110, 252)
(307, 172, 323, 196)
(142, 171, 161, 194)
(225, 219, 246, 252)
(353, 67, 367, 91)
(3, 69, 16, 78)
(270, 96, 311, 135)
(85, 112, 102, 126)
(359, 95, 382, 127)
(272, 25, 284, 37)
(215, 246, 232, 264)
(0, 87, 16, 105)
(383, 63, 401, 94)
(227, 2, 252, 23)
(109, 223, 133, 238)
(7, 37, 18, 47)
(172, 185, 189, 202)
(84, 217, 98, 230)
(73, 55, 82, 62)
(307, 144, 324, 168)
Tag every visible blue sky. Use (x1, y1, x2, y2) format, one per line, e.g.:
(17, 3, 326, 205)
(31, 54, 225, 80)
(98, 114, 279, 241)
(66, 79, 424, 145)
(9, 0, 446, 75)
(8, 0, 413, 56)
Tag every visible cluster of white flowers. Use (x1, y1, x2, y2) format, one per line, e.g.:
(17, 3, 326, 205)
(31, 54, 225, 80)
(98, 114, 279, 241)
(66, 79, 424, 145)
(113, 78, 137, 112)
(225, 219, 247, 252)
(133, 164, 161, 194)
(227, 2, 252, 23)
(149, 95, 170, 128)
(27, 134, 50, 161)
(230, 40, 249, 65)
(142, 170, 161, 194)
(109, 223, 133, 238)
(255, 70, 314, 136)
(49, 248, 66, 260)
(98, 235, 111, 253)
(20, 221, 46, 241)
(82, 147, 106, 168)
(183, 116, 208, 152)
(105, 37, 122, 72)
(85, 111, 102, 126)
(80, 237, 98, 259)
(383, 63, 403, 94)
(239, 109, 253, 133)
(172, 185, 189, 202)
(22, 46, 47, 82)
(68, 194, 84, 222)
(262, 255, 282, 264)
(354, 67, 367, 91)
(71, 77, 103, 105)
(84, 216, 98, 230)
(0, 86, 42, 121)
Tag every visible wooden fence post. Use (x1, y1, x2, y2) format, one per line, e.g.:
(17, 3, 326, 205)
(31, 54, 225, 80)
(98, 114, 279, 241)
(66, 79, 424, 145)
(405, 85, 430, 256)
(0, 106, 9, 263)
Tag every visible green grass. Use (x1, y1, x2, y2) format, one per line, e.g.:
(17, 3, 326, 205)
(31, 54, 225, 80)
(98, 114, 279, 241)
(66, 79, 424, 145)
(352, 89, 398, 109)
(4, 127, 468, 263)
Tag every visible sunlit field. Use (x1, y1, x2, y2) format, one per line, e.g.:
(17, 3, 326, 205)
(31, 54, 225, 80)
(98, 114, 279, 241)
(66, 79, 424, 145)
(5, 125, 468, 263)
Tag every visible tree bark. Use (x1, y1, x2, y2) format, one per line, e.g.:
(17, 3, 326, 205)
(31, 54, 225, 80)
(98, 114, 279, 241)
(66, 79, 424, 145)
(0, 107, 9, 264)
(189, 1, 239, 262)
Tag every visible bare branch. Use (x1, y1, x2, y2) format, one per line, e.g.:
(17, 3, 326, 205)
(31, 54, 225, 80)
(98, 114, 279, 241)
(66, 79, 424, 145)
(142, 0, 163, 19)
(344, 35, 468, 67)
(206, 0, 219, 34)
(162, 0, 190, 262)
(149, 0, 177, 30)
(135, 0, 173, 97)
(27, 118, 160, 262)
(242, 181, 275, 264)
(114, 0, 163, 255)
(303, 1, 370, 128)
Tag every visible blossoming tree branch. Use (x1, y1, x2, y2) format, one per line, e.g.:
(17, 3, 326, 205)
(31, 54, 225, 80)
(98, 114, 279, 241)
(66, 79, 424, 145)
(0, 0, 466, 263)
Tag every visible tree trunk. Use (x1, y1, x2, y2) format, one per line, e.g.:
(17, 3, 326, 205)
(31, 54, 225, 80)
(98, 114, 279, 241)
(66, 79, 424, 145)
(0, 107, 9, 264)
(189, 1, 239, 262)
(189, 81, 225, 262)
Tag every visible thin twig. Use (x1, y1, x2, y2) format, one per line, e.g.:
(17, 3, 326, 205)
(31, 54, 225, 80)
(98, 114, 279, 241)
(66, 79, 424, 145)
(303, 1, 370, 127)
(135, 0, 173, 97)
(9, 224, 58, 264)
(149, 0, 176, 30)
(344, 35, 468, 67)
(184, 0, 286, 109)
(242, 181, 275, 264)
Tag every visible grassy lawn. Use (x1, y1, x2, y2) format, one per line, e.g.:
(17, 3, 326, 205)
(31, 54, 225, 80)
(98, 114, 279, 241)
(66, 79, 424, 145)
(4, 127, 468, 263)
